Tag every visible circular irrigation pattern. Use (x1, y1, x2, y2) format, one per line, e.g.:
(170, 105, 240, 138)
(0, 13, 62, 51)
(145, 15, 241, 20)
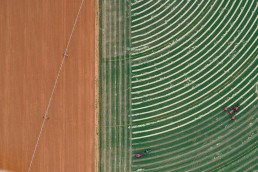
(130, 0, 257, 171)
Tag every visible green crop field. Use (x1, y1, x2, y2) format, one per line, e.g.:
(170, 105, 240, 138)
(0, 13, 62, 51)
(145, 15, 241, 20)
(99, 0, 258, 171)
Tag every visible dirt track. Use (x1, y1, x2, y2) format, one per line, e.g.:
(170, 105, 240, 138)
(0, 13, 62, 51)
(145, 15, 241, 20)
(0, 0, 96, 171)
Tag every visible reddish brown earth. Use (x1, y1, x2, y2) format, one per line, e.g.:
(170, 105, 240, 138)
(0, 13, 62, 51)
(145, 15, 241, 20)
(0, 0, 96, 171)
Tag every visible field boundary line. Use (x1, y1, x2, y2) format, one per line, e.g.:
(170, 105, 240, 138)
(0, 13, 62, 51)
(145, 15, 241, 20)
(95, 0, 100, 171)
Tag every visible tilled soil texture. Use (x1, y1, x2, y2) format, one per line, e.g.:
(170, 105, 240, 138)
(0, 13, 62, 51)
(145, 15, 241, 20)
(0, 0, 95, 172)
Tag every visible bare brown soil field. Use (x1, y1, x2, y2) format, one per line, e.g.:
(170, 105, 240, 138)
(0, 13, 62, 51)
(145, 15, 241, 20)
(0, 0, 96, 171)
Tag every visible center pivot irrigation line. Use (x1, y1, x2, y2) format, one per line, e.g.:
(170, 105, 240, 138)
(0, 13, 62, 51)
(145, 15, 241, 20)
(27, 0, 85, 171)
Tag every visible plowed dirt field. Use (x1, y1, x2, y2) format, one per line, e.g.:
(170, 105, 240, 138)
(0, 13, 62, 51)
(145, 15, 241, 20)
(0, 0, 96, 171)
